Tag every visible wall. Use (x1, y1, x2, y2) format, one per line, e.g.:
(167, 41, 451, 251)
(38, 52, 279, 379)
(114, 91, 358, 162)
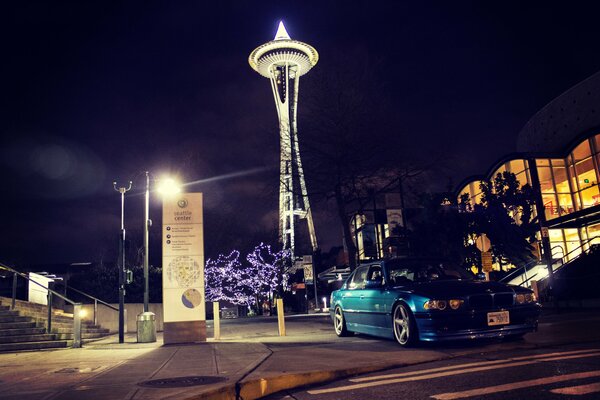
(78, 303, 165, 333)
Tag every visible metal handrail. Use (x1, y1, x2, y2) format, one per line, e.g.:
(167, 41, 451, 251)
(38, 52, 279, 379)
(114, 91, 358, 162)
(498, 258, 540, 284)
(549, 238, 596, 276)
(499, 236, 599, 285)
(60, 285, 118, 326)
(0, 262, 82, 348)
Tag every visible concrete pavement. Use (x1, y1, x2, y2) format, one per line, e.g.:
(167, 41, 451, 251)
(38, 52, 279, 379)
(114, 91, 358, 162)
(0, 310, 598, 400)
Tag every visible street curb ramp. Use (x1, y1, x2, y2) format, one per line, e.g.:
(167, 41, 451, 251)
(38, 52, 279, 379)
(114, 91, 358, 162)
(237, 364, 407, 400)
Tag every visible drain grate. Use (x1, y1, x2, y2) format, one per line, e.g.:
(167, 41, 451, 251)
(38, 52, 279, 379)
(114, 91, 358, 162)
(138, 376, 227, 388)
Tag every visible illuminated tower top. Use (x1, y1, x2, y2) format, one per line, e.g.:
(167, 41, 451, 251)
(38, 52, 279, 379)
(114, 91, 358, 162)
(248, 21, 319, 255)
(249, 21, 319, 78)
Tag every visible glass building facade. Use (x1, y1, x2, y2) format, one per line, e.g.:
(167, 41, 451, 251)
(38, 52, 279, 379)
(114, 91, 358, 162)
(458, 133, 600, 263)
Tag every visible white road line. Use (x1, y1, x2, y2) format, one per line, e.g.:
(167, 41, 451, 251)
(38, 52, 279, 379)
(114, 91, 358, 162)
(351, 348, 600, 383)
(431, 370, 600, 399)
(550, 382, 600, 395)
(307, 351, 600, 395)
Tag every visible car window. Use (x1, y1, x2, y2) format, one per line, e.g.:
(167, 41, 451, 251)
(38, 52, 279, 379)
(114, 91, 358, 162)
(348, 266, 369, 290)
(389, 267, 415, 285)
(387, 260, 473, 284)
(367, 265, 382, 281)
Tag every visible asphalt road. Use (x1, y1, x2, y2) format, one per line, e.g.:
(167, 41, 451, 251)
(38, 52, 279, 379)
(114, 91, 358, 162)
(262, 309, 600, 400)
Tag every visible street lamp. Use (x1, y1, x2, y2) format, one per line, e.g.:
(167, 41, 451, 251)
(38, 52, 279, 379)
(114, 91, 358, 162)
(113, 180, 132, 344)
(142, 172, 181, 313)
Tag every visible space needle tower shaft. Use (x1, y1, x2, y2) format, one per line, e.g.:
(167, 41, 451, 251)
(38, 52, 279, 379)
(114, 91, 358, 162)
(249, 22, 318, 257)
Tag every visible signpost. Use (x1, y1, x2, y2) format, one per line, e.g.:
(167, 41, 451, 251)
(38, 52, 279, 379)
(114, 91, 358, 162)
(481, 251, 493, 281)
(162, 193, 206, 344)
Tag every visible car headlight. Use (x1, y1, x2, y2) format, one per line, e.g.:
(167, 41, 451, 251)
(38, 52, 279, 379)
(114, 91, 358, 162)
(516, 292, 537, 304)
(424, 300, 447, 310)
(424, 299, 463, 310)
(449, 299, 464, 310)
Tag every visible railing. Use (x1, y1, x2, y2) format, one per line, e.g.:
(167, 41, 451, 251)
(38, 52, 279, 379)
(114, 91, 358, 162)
(499, 236, 599, 287)
(60, 285, 118, 326)
(498, 258, 541, 286)
(0, 262, 83, 348)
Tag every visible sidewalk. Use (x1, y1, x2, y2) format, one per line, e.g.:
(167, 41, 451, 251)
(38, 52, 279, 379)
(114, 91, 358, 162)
(0, 310, 598, 400)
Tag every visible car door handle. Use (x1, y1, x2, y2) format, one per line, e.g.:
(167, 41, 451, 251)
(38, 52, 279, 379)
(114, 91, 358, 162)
(360, 295, 365, 299)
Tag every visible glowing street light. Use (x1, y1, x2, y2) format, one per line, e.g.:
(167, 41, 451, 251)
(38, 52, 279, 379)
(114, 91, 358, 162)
(156, 177, 182, 197)
(142, 172, 181, 313)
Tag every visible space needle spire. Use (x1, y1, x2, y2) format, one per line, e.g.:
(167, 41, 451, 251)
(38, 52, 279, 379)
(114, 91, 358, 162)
(249, 21, 319, 258)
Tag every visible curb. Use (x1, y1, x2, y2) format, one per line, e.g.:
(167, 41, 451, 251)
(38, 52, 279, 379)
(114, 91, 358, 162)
(189, 356, 453, 400)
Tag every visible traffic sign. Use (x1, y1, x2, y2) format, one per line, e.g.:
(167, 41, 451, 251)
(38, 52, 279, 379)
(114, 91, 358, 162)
(475, 235, 491, 252)
(481, 251, 493, 272)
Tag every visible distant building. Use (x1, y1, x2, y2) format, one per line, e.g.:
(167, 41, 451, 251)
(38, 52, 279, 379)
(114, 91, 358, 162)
(458, 71, 600, 263)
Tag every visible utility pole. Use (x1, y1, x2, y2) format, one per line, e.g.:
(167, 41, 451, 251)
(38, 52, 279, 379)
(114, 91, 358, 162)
(113, 180, 132, 344)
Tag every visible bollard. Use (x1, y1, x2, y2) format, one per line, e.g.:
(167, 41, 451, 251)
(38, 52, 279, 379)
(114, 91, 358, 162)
(213, 302, 220, 340)
(73, 303, 82, 348)
(276, 298, 286, 336)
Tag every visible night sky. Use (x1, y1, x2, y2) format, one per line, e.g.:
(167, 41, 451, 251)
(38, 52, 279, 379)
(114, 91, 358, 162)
(3, 1, 600, 267)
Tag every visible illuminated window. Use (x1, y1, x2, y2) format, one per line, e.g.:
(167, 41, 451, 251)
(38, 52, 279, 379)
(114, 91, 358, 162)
(573, 140, 592, 161)
(508, 159, 526, 174)
(587, 223, 600, 246)
(581, 186, 600, 207)
(551, 159, 574, 216)
(537, 166, 554, 193)
(567, 138, 600, 211)
(494, 165, 506, 176)
(542, 193, 559, 219)
(564, 228, 582, 260)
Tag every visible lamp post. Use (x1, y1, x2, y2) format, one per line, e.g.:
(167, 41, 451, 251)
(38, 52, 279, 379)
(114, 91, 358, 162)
(113, 180, 132, 344)
(142, 172, 181, 313)
(143, 171, 150, 313)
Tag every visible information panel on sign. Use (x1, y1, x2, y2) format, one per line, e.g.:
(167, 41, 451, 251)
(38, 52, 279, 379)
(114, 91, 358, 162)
(162, 193, 205, 331)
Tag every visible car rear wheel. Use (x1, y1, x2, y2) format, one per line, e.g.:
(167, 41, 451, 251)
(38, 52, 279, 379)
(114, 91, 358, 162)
(393, 303, 417, 346)
(334, 306, 352, 337)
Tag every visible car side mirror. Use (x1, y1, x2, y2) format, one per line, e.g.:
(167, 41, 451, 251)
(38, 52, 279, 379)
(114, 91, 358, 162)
(365, 276, 384, 289)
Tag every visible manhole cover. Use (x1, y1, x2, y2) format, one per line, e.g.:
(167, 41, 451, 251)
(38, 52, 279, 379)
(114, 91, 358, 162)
(55, 367, 104, 374)
(138, 376, 227, 388)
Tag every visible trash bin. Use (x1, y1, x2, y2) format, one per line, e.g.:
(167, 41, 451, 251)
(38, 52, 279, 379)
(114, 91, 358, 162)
(137, 311, 156, 343)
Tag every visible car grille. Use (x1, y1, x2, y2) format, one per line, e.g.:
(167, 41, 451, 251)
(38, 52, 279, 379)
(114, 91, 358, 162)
(468, 293, 514, 310)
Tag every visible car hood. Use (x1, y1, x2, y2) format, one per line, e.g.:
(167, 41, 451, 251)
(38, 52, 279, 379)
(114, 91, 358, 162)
(409, 280, 517, 298)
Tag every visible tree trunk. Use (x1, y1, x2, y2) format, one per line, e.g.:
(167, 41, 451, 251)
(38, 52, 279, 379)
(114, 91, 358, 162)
(335, 186, 358, 271)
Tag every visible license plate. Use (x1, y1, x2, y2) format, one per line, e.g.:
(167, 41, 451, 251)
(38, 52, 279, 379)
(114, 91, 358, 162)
(487, 311, 510, 326)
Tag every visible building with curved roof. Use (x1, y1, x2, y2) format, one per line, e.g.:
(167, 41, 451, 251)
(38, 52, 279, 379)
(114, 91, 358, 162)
(458, 72, 600, 266)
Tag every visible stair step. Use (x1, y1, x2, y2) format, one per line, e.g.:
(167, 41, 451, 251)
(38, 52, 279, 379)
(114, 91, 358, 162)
(55, 332, 110, 340)
(0, 315, 32, 323)
(0, 298, 112, 349)
(0, 321, 37, 330)
(0, 340, 69, 352)
(0, 333, 58, 344)
(0, 327, 46, 337)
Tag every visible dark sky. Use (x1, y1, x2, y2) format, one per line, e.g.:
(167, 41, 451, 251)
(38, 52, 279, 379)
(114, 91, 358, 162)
(2, 1, 600, 266)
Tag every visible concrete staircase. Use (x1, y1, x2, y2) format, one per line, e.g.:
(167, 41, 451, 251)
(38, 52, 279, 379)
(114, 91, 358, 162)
(0, 297, 111, 352)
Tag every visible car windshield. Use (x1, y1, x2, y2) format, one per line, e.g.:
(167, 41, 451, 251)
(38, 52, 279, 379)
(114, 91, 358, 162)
(386, 260, 474, 285)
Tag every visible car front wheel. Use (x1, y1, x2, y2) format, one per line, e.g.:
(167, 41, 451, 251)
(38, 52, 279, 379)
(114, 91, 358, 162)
(334, 306, 352, 337)
(393, 303, 417, 346)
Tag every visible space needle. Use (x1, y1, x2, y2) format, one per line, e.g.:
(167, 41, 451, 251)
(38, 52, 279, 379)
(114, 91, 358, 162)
(249, 22, 318, 258)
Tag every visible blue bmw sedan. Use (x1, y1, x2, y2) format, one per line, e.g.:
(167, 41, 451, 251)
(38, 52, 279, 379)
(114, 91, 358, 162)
(330, 258, 541, 346)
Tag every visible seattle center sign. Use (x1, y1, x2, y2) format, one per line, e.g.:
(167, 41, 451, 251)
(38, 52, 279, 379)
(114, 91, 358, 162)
(162, 192, 206, 344)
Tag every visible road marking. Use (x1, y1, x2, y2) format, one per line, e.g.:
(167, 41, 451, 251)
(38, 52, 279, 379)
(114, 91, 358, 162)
(307, 350, 600, 395)
(550, 382, 600, 395)
(431, 370, 600, 399)
(351, 348, 600, 382)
